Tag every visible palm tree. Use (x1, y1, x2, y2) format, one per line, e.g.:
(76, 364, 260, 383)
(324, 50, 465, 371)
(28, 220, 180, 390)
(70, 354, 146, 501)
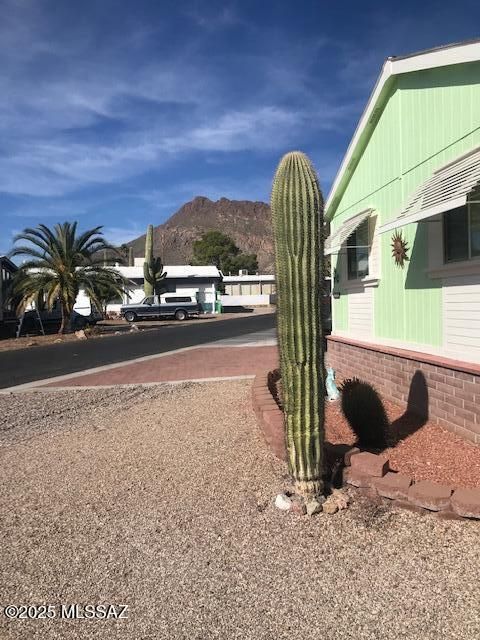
(10, 222, 127, 334)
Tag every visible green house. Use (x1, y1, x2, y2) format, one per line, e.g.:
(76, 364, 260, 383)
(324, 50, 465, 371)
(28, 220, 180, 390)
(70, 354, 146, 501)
(325, 40, 480, 443)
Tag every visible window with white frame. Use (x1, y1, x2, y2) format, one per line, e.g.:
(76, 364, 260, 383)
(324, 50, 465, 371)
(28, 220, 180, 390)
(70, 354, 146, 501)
(347, 219, 370, 279)
(443, 196, 480, 263)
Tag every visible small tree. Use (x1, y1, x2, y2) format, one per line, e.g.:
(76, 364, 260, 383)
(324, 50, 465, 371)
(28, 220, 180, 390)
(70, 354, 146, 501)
(192, 231, 258, 274)
(90, 274, 127, 316)
(10, 222, 126, 333)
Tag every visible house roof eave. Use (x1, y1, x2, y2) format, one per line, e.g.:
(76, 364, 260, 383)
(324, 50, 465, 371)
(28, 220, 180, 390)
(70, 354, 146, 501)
(325, 40, 480, 222)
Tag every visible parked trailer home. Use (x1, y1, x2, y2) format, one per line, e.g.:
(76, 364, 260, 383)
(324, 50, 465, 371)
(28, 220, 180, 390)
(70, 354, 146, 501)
(325, 40, 480, 443)
(221, 273, 276, 307)
(105, 263, 223, 315)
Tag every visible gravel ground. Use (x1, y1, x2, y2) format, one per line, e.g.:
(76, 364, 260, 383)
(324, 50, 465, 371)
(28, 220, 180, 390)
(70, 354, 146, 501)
(1, 382, 479, 640)
(325, 398, 480, 488)
(276, 376, 480, 488)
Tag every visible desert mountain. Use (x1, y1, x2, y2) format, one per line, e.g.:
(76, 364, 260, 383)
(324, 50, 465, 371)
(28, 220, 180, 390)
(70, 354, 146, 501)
(127, 196, 274, 273)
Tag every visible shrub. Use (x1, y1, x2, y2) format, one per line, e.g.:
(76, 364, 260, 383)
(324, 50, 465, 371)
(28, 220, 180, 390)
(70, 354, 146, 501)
(339, 378, 388, 449)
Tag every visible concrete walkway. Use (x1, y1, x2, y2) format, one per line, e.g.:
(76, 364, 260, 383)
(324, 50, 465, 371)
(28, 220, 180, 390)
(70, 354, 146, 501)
(1, 329, 279, 391)
(41, 344, 279, 389)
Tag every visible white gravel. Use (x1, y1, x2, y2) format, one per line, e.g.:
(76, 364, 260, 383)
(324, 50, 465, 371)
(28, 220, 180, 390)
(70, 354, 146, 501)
(0, 381, 479, 640)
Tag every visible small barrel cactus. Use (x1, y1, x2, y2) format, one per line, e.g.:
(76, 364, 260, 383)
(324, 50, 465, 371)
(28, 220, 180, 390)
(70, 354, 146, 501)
(271, 151, 325, 499)
(143, 224, 166, 296)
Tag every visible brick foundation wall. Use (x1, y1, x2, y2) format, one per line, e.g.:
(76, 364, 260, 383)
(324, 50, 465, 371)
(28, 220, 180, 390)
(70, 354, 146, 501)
(326, 335, 480, 445)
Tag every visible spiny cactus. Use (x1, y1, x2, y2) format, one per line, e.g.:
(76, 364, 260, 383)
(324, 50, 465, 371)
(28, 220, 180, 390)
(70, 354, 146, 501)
(271, 151, 325, 499)
(143, 224, 167, 296)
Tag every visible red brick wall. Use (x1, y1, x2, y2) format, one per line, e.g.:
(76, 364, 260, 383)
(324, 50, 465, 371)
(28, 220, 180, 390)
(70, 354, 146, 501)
(326, 335, 480, 444)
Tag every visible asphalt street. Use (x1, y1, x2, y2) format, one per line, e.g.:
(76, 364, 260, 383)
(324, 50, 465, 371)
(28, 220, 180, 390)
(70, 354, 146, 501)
(0, 312, 276, 389)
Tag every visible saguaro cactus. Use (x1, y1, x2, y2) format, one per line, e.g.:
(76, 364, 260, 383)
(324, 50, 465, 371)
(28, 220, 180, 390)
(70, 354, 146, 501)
(271, 151, 325, 499)
(143, 224, 166, 296)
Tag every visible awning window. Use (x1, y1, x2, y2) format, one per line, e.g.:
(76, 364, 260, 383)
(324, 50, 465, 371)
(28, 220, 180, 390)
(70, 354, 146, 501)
(324, 209, 373, 255)
(379, 146, 480, 235)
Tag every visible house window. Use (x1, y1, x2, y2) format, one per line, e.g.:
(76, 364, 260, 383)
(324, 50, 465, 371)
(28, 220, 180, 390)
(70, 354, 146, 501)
(444, 201, 480, 262)
(347, 219, 369, 279)
(163, 296, 192, 303)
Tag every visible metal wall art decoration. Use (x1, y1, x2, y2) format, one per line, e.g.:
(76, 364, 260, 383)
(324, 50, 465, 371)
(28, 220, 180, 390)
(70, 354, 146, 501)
(391, 230, 409, 267)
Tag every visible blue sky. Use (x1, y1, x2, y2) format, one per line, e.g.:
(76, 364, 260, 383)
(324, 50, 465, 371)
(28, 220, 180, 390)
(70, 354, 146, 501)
(1, 0, 480, 254)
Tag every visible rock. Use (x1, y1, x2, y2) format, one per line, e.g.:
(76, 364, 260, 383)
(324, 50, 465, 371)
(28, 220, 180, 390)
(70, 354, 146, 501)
(451, 487, 480, 519)
(322, 497, 339, 515)
(344, 447, 361, 466)
(54, 338, 63, 343)
(130, 324, 140, 332)
(26, 341, 38, 347)
(331, 488, 349, 510)
(306, 498, 324, 516)
(343, 467, 373, 489)
(350, 451, 389, 477)
(408, 480, 452, 512)
(75, 329, 87, 340)
(290, 495, 306, 515)
(372, 472, 412, 500)
(274, 493, 292, 511)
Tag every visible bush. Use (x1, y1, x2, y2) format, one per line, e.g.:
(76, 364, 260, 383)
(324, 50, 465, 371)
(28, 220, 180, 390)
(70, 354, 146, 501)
(339, 378, 388, 449)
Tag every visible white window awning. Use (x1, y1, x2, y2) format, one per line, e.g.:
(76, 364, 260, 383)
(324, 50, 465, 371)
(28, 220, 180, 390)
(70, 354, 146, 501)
(324, 209, 372, 255)
(378, 146, 480, 235)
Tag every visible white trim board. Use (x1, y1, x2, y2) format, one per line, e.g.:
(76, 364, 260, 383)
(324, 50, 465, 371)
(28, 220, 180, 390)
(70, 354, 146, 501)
(330, 330, 479, 366)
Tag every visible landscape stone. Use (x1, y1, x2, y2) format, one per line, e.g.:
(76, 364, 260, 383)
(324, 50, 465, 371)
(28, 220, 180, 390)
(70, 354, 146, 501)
(343, 467, 373, 489)
(344, 447, 361, 466)
(451, 487, 480, 519)
(306, 498, 324, 516)
(290, 496, 307, 515)
(408, 480, 452, 511)
(331, 488, 349, 510)
(350, 451, 389, 477)
(274, 493, 292, 511)
(372, 472, 412, 500)
(322, 497, 339, 515)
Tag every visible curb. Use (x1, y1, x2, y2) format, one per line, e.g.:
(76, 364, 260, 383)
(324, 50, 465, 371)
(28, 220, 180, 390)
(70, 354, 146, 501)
(252, 371, 480, 521)
(252, 372, 287, 461)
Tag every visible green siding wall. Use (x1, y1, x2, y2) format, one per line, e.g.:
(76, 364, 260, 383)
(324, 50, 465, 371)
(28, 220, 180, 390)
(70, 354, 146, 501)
(330, 61, 480, 347)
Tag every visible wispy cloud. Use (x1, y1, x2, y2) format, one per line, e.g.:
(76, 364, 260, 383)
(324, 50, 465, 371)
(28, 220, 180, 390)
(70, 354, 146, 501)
(0, 0, 359, 200)
(2, 0, 476, 250)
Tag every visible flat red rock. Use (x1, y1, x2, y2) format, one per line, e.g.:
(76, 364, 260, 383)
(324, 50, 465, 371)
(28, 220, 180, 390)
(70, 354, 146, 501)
(408, 480, 452, 511)
(451, 487, 480, 519)
(343, 467, 373, 488)
(350, 451, 389, 477)
(372, 472, 412, 500)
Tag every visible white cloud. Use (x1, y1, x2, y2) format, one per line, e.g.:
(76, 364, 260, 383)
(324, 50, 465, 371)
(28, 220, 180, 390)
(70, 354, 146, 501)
(0, 1, 360, 201)
(102, 223, 146, 247)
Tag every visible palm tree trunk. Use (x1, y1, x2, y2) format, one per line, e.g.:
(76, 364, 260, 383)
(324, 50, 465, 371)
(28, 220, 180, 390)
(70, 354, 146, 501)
(58, 302, 70, 334)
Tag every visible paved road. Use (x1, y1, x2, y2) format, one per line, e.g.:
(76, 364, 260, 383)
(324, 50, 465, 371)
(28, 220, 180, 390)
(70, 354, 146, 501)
(0, 313, 276, 389)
